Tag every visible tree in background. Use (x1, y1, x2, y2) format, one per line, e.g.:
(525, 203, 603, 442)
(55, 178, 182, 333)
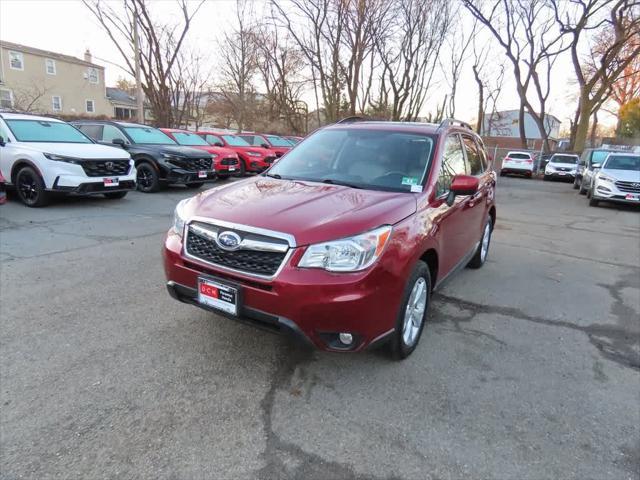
(83, 0, 204, 127)
(618, 98, 640, 138)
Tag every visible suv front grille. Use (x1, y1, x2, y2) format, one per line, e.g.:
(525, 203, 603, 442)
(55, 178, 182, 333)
(168, 157, 212, 171)
(186, 223, 288, 277)
(221, 157, 239, 166)
(81, 160, 130, 177)
(615, 181, 640, 193)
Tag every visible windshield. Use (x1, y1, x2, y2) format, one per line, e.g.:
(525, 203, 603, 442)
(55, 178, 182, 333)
(124, 127, 177, 145)
(603, 155, 640, 171)
(266, 135, 292, 147)
(172, 132, 209, 146)
(266, 128, 435, 193)
(5, 119, 93, 143)
(223, 134, 251, 146)
(550, 155, 578, 164)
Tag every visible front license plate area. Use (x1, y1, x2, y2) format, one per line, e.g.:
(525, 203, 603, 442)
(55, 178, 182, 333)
(104, 177, 119, 187)
(625, 194, 640, 201)
(228, 167, 236, 172)
(198, 277, 238, 316)
(198, 171, 207, 179)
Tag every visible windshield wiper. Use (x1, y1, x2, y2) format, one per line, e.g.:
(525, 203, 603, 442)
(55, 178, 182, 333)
(264, 173, 282, 179)
(320, 178, 364, 189)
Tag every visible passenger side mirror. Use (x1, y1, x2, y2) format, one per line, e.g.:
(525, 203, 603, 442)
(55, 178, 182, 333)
(261, 143, 270, 149)
(112, 138, 127, 148)
(592, 163, 601, 169)
(0, 135, 5, 147)
(447, 175, 479, 206)
(214, 142, 223, 147)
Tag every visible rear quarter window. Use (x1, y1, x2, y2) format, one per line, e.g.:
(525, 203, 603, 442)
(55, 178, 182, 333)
(508, 153, 530, 159)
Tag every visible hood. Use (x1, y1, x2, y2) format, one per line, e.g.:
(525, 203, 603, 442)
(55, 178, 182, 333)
(23, 142, 130, 160)
(187, 145, 237, 157)
(183, 176, 417, 245)
(132, 144, 211, 158)
(601, 169, 640, 182)
(232, 145, 274, 156)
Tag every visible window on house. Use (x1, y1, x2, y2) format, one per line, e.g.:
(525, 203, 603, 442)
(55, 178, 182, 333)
(87, 67, 99, 84)
(0, 89, 13, 108)
(86, 99, 95, 113)
(52, 96, 62, 112)
(45, 59, 56, 75)
(9, 51, 24, 70)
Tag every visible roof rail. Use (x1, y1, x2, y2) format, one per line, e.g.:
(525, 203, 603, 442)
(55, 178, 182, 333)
(336, 116, 367, 124)
(438, 118, 473, 131)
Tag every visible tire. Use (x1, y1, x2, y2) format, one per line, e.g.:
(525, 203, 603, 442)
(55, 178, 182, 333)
(579, 178, 587, 195)
(239, 159, 247, 176)
(586, 187, 592, 199)
(467, 217, 493, 269)
(499, 171, 505, 177)
(573, 178, 580, 190)
(104, 191, 128, 199)
(589, 196, 599, 207)
(136, 162, 160, 193)
(217, 174, 229, 181)
(543, 175, 550, 181)
(15, 166, 50, 207)
(389, 261, 431, 360)
(186, 182, 204, 189)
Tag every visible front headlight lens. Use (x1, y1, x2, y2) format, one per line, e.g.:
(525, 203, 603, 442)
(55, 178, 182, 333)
(163, 154, 184, 161)
(173, 199, 188, 237)
(546, 165, 555, 172)
(298, 226, 392, 272)
(247, 152, 261, 157)
(598, 174, 615, 183)
(43, 153, 80, 163)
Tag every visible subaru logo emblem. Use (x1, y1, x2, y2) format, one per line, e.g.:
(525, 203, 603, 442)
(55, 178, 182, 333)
(216, 231, 242, 251)
(105, 161, 114, 170)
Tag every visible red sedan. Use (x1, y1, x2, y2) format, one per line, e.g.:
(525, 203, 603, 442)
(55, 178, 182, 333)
(197, 131, 276, 175)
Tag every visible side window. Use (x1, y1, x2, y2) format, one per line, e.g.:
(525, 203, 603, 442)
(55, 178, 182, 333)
(77, 124, 103, 141)
(436, 135, 466, 197)
(102, 125, 127, 144)
(475, 139, 489, 171)
(0, 120, 10, 141)
(462, 135, 484, 175)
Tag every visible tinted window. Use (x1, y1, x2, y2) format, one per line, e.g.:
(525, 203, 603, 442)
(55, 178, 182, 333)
(6, 119, 92, 143)
(123, 127, 176, 145)
(268, 128, 435, 193)
(102, 125, 128, 144)
(508, 153, 530, 159)
(77, 124, 103, 141)
(591, 150, 613, 167)
(265, 135, 292, 147)
(462, 135, 483, 175)
(436, 135, 466, 196)
(203, 134, 223, 145)
(603, 155, 640, 171)
(223, 135, 251, 146)
(172, 132, 209, 146)
(0, 121, 11, 141)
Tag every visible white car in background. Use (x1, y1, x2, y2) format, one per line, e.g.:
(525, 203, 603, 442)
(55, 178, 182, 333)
(544, 153, 579, 181)
(0, 112, 136, 207)
(588, 153, 640, 207)
(500, 151, 534, 178)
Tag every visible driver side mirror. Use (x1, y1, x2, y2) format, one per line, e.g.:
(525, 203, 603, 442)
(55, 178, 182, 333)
(0, 135, 5, 147)
(592, 163, 601, 169)
(214, 142, 223, 147)
(261, 143, 270, 149)
(447, 175, 479, 206)
(112, 138, 127, 148)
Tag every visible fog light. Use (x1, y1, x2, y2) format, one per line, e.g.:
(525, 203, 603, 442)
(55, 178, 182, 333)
(339, 333, 353, 345)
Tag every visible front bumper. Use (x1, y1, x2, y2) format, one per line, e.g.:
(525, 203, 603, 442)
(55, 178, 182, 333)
(215, 164, 241, 176)
(593, 180, 640, 205)
(165, 169, 217, 184)
(52, 179, 136, 194)
(545, 170, 575, 179)
(501, 166, 533, 175)
(163, 231, 404, 352)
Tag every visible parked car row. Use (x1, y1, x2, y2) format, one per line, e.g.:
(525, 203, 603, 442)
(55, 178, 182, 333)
(0, 111, 301, 207)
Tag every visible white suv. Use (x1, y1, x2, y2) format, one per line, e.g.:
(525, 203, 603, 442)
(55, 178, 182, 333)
(500, 151, 535, 178)
(0, 112, 136, 207)
(588, 153, 640, 207)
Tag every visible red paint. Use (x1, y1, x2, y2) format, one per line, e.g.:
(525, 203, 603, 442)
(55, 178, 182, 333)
(160, 128, 240, 175)
(164, 123, 497, 352)
(196, 131, 276, 173)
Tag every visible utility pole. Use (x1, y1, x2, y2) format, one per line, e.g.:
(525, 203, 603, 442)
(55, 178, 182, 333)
(133, 7, 144, 124)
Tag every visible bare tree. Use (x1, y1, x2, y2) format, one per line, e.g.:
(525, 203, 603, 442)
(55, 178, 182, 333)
(83, 0, 204, 127)
(552, 0, 640, 151)
(463, 0, 568, 152)
(376, 0, 452, 121)
(11, 84, 51, 113)
(472, 35, 506, 135)
(172, 50, 211, 130)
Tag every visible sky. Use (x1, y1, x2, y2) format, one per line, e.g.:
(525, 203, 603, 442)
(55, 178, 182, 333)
(0, 0, 616, 130)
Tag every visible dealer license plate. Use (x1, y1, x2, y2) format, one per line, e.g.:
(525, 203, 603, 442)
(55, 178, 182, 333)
(103, 177, 119, 187)
(625, 193, 640, 201)
(558, 172, 566, 176)
(198, 277, 238, 315)
(228, 167, 236, 172)
(198, 171, 207, 179)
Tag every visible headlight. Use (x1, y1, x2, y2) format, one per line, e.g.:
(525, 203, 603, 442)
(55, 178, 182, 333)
(247, 152, 262, 157)
(163, 153, 184, 161)
(546, 165, 555, 172)
(597, 174, 615, 183)
(43, 153, 80, 164)
(173, 199, 189, 237)
(298, 226, 392, 272)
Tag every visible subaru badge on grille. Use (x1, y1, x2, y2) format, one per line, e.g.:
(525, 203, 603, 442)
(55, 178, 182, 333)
(216, 231, 242, 251)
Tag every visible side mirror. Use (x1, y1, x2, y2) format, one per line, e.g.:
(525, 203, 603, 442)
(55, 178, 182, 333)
(261, 143, 270, 149)
(0, 135, 5, 147)
(592, 163, 601, 169)
(447, 175, 479, 206)
(214, 142, 224, 147)
(112, 138, 127, 148)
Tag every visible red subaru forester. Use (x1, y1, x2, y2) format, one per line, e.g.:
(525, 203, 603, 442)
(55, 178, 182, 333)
(164, 120, 496, 358)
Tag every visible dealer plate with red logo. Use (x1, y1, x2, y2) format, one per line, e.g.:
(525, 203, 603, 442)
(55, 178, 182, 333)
(198, 277, 238, 315)
(103, 177, 119, 187)
(198, 171, 207, 179)
(625, 193, 640, 201)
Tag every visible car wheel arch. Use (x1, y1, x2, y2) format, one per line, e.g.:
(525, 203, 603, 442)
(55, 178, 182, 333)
(11, 159, 42, 184)
(419, 248, 438, 292)
(488, 206, 496, 229)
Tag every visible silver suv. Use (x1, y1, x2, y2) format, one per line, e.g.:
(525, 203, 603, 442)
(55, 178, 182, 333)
(575, 148, 623, 195)
(587, 153, 640, 207)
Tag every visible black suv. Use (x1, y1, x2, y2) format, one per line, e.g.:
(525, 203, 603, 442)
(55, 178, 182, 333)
(72, 121, 215, 192)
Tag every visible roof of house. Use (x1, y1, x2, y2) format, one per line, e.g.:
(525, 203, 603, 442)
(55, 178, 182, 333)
(0, 40, 104, 69)
(486, 109, 561, 124)
(106, 87, 137, 107)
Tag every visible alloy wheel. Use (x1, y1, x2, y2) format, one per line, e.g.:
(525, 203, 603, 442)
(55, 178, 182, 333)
(402, 277, 427, 347)
(18, 171, 39, 204)
(137, 166, 153, 190)
(480, 222, 491, 262)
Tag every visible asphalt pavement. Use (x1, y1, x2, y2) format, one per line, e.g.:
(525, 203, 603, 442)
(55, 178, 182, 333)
(1, 176, 639, 479)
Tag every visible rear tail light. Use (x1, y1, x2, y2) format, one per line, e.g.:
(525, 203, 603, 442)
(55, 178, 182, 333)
(525, 159, 533, 163)
(503, 157, 510, 161)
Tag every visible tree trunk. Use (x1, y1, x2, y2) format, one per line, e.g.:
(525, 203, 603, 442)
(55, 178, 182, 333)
(590, 110, 598, 147)
(518, 103, 527, 148)
(573, 94, 594, 152)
